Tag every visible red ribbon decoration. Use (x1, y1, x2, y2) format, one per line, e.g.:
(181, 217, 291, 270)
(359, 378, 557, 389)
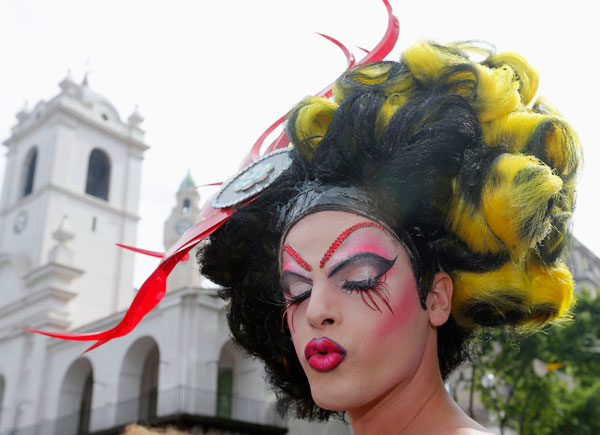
(27, 0, 400, 352)
(115, 244, 190, 261)
(240, 0, 400, 166)
(26, 204, 233, 353)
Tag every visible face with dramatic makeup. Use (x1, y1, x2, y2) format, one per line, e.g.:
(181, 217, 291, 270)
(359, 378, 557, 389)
(281, 210, 441, 413)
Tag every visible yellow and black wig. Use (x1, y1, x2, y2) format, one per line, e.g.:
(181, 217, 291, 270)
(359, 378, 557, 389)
(199, 41, 581, 420)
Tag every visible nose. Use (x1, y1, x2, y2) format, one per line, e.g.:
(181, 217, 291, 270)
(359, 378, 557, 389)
(305, 280, 341, 329)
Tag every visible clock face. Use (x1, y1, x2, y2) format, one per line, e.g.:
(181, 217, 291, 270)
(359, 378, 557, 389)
(175, 219, 194, 235)
(14, 210, 28, 233)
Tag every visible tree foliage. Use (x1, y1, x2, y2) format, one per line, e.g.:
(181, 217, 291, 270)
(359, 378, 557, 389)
(472, 289, 600, 435)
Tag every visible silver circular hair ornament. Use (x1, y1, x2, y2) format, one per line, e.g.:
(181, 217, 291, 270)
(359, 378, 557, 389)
(212, 148, 293, 209)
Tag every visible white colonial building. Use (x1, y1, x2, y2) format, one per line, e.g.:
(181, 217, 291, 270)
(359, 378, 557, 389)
(0, 76, 351, 435)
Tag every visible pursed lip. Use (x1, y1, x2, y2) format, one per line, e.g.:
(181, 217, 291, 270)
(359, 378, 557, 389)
(304, 337, 347, 372)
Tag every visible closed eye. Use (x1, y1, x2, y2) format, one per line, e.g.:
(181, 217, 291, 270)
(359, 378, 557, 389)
(339, 256, 396, 313)
(342, 276, 379, 292)
(337, 254, 396, 292)
(285, 288, 312, 306)
(281, 270, 312, 300)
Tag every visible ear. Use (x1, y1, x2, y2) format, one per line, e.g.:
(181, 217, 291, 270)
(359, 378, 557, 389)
(426, 272, 453, 327)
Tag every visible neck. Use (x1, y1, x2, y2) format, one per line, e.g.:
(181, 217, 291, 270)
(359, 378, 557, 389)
(347, 328, 455, 435)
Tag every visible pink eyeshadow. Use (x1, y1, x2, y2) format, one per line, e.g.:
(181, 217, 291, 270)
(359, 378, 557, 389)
(320, 222, 385, 268)
(325, 232, 396, 269)
(335, 242, 393, 260)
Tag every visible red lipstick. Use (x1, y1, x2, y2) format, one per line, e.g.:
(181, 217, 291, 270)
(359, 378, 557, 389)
(304, 337, 347, 372)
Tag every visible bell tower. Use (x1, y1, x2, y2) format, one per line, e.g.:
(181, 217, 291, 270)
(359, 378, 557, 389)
(0, 72, 149, 329)
(163, 171, 204, 291)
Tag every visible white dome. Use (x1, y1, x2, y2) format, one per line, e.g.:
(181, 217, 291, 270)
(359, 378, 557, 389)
(75, 80, 121, 122)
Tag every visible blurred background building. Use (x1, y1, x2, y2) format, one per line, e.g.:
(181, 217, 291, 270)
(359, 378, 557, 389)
(0, 76, 597, 435)
(0, 77, 352, 435)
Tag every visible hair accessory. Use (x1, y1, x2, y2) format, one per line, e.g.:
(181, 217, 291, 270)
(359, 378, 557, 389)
(213, 148, 292, 209)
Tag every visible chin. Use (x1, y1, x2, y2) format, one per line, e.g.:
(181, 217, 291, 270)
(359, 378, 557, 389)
(309, 383, 368, 412)
(311, 392, 348, 412)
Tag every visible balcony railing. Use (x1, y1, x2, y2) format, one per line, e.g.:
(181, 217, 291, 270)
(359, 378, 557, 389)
(3, 385, 285, 435)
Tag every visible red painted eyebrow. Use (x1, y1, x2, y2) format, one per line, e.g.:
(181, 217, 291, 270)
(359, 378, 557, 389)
(282, 244, 312, 272)
(320, 222, 385, 268)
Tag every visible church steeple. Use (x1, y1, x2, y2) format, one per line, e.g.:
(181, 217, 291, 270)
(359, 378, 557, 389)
(164, 171, 200, 249)
(163, 171, 203, 292)
(179, 170, 195, 190)
(0, 73, 149, 327)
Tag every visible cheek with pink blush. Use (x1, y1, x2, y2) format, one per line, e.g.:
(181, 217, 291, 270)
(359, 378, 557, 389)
(375, 273, 420, 337)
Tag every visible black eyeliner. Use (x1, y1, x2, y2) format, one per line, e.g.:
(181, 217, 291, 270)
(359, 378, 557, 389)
(285, 289, 312, 305)
(341, 256, 397, 291)
(328, 252, 396, 279)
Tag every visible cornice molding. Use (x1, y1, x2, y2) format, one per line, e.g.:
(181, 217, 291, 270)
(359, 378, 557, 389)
(0, 183, 141, 221)
(4, 95, 149, 153)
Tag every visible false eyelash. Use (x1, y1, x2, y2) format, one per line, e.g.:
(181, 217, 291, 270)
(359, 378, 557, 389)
(343, 277, 379, 291)
(281, 303, 297, 333)
(285, 289, 311, 306)
(343, 275, 393, 313)
(281, 289, 311, 332)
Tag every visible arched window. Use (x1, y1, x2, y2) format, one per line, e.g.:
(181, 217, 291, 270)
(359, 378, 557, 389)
(85, 149, 110, 201)
(182, 198, 191, 215)
(216, 341, 247, 419)
(56, 358, 94, 435)
(139, 346, 159, 420)
(216, 367, 233, 418)
(78, 373, 93, 434)
(22, 147, 38, 197)
(117, 337, 160, 425)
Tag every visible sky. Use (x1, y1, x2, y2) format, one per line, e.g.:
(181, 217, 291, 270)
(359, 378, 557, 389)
(1, 0, 598, 289)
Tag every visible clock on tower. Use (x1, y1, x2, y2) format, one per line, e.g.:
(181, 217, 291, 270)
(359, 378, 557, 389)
(175, 218, 194, 235)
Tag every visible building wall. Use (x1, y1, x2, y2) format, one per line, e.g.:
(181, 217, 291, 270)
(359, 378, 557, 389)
(0, 288, 281, 434)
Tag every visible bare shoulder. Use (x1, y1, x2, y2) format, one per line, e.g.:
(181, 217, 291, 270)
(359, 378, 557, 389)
(448, 429, 492, 435)
(445, 418, 492, 434)
(422, 424, 491, 435)
(422, 418, 492, 434)
(416, 391, 492, 435)
(434, 412, 492, 435)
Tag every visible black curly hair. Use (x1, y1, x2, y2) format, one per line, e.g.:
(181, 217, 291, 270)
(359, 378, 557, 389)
(199, 41, 579, 420)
